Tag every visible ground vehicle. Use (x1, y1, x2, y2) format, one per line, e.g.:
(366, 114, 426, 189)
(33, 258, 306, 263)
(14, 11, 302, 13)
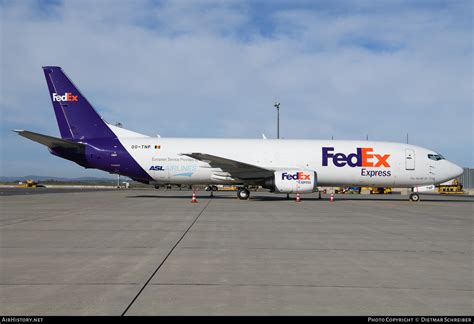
(19, 180, 44, 188)
(438, 179, 464, 194)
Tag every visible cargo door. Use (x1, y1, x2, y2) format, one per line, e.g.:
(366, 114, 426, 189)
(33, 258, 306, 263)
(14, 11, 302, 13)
(405, 149, 415, 170)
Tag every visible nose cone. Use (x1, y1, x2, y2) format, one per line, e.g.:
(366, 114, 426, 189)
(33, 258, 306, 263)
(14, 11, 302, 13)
(449, 162, 464, 179)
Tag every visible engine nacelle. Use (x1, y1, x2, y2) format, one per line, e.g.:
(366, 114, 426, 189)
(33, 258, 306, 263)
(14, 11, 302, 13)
(265, 170, 317, 193)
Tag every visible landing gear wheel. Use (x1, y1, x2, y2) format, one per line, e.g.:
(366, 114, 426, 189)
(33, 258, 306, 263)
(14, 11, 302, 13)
(409, 193, 420, 202)
(237, 188, 250, 200)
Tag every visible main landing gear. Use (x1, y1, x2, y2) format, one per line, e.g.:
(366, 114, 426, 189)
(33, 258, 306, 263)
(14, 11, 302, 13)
(409, 193, 420, 202)
(237, 188, 250, 200)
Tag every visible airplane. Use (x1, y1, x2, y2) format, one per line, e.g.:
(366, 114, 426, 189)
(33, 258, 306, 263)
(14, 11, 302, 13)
(15, 66, 464, 202)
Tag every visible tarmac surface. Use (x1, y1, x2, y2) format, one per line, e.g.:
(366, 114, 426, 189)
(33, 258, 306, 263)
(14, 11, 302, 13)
(0, 189, 472, 315)
(0, 187, 115, 196)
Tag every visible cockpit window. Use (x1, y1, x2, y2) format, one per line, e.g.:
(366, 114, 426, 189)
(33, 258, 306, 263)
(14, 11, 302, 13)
(428, 154, 445, 161)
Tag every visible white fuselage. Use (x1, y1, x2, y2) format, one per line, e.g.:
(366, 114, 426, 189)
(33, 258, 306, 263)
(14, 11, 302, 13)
(116, 135, 463, 187)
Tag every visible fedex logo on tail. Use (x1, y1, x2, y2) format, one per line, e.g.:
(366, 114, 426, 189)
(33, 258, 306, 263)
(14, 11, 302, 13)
(52, 92, 78, 102)
(322, 147, 391, 168)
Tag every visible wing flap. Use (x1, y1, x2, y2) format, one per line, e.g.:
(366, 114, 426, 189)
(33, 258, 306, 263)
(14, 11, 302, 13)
(180, 153, 273, 180)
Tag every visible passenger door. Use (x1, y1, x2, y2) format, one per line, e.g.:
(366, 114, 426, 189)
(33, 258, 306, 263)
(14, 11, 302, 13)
(405, 149, 415, 170)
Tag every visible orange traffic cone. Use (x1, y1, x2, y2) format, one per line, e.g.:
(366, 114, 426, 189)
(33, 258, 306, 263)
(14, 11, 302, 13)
(295, 193, 301, 202)
(330, 193, 334, 202)
(191, 191, 198, 203)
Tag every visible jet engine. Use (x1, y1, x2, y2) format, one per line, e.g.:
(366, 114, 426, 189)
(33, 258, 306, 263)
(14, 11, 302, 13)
(264, 170, 317, 193)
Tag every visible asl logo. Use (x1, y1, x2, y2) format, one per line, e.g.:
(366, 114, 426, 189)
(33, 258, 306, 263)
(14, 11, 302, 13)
(52, 92, 78, 102)
(149, 165, 164, 171)
(322, 147, 390, 168)
(281, 171, 311, 181)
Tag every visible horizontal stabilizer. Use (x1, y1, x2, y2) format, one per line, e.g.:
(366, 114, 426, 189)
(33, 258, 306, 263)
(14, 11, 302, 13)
(14, 130, 84, 149)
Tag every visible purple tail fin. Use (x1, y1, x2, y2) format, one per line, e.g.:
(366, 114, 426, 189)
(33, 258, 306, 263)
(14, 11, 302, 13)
(43, 66, 115, 140)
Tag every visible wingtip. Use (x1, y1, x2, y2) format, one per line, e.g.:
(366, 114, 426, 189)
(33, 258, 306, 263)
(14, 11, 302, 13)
(13, 129, 24, 134)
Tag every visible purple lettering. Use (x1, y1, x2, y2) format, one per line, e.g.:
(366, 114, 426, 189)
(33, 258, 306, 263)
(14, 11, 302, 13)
(333, 153, 347, 167)
(322, 147, 334, 166)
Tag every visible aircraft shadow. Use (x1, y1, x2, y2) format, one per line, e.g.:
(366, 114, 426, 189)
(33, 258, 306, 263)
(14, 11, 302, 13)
(127, 194, 313, 201)
(128, 194, 231, 200)
(127, 193, 474, 203)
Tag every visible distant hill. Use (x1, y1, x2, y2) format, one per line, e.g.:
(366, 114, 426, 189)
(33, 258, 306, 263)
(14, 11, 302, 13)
(0, 175, 125, 183)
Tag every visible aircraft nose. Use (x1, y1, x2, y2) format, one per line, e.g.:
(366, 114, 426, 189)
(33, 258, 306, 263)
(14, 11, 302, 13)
(449, 162, 464, 179)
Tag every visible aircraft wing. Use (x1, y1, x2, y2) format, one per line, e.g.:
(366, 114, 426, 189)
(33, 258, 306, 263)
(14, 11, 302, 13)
(14, 130, 84, 150)
(181, 153, 274, 180)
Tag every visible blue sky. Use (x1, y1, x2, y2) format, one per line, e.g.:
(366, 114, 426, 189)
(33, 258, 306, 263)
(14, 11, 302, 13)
(0, 0, 472, 178)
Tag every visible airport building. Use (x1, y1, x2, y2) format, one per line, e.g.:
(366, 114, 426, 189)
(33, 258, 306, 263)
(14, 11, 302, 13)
(457, 168, 474, 188)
